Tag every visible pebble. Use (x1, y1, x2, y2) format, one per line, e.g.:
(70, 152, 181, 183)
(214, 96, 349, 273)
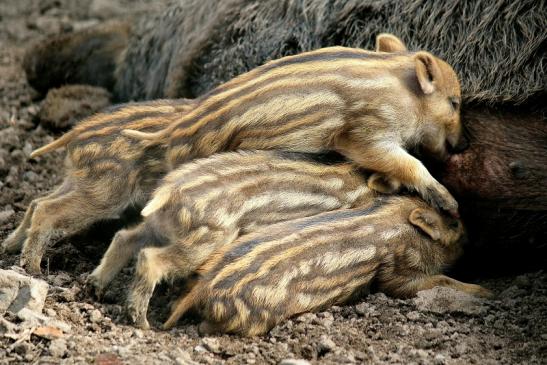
(279, 359, 311, 365)
(52, 272, 72, 287)
(0, 208, 15, 224)
(434, 353, 447, 364)
(354, 303, 367, 316)
(173, 349, 197, 365)
(23, 141, 33, 156)
(12, 342, 32, 356)
(194, 345, 207, 353)
(89, 309, 102, 323)
(201, 337, 221, 353)
(49, 338, 68, 357)
(296, 313, 316, 323)
(318, 335, 336, 353)
(23, 170, 39, 182)
(406, 311, 421, 321)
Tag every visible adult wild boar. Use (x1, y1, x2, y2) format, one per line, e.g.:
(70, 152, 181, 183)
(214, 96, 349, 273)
(22, 0, 547, 263)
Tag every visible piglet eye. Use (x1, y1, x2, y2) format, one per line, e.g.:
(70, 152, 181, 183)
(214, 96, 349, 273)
(448, 220, 460, 229)
(450, 97, 460, 111)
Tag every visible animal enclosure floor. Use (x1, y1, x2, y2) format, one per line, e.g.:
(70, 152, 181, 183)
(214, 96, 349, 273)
(0, 1, 545, 364)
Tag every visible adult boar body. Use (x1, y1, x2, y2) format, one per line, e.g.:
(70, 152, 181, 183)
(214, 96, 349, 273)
(23, 0, 547, 261)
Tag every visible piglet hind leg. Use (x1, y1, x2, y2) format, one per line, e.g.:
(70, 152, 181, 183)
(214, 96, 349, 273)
(383, 274, 493, 299)
(127, 227, 231, 329)
(126, 244, 196, 329)
(1, 181, 72, 254)
(86, 223, 156, 299)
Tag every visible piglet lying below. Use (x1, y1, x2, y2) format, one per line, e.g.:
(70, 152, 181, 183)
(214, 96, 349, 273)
(164, 195, 492, 336)
(87, 150, 381, 329)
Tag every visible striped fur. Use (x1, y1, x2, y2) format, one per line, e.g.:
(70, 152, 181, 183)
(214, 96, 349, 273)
(164, 196, 491, 336)
(2, 98, 195, 274)
(124, 36, 463, 215)
(87, 150, 380, 329)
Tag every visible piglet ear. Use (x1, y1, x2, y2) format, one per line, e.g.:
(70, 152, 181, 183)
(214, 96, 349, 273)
(414, 51, 441, 95)
(409, 208, 441, 241)
(375, 33, 408, 53)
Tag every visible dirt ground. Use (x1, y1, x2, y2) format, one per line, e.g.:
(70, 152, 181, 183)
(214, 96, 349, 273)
(0, 1, 546, 364)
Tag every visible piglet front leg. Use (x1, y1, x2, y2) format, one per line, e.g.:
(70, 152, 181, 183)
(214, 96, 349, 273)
(338, 141, 459, 216)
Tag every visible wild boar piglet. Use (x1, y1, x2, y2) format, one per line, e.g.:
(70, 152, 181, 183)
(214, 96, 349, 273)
(87, 150, 381, 329)
(1, 98, 195, 274)
(164, 195, 492, 336)
(124, 33, 465, 216)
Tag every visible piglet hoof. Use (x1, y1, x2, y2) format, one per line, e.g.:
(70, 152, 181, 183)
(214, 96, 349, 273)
(425, 184, 459, 217)
(84, 274, 105, 300)
(19, 255, 42, 276)
(126, 303, 150, 330)
(1, 236, 21, 254)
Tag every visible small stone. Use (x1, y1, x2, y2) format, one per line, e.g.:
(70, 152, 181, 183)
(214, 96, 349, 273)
(33, 326, 64, 339)
(52, 272, 72, 287)
(354, 303, 367, 316)
(45, 308, 57, 317)
(296, 312, 316, 323)
(0, 208, 15, 224)
(454, 342, 468, 355)
(173, 349, 197, 365)
(279, 359, 311, 365)
(17, 308, 71, 333)
(12, 342, 33, 356)
(114, 345, 130, 357)
(89, 309, 102, 323)
(57, 285, 80, 302)
(23, 142, 33, 156)
(49, 338, 67, 357)
(406, 311, 421, 321)
(0, 127, 20, 147)
(0, 269, 49, 314)
(23, 170, 39, 182)
(318, 335, 336, 353)
(132, 329, 144, 338)
(194, 345, 207, 353)
(433, 354, 447, 364)
(410, 349, 429, 359)
(95, 353, 123, 365)
(201, 337, 221, 353)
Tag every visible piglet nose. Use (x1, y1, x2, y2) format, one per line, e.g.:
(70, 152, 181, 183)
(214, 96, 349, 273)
(449, 135, 469, 154)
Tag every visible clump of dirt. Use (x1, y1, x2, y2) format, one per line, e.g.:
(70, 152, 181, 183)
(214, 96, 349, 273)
(0, 1, 545, 364)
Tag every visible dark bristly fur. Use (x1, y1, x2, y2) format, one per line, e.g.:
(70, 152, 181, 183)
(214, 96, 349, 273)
(23, 20, 131, 97)
(163, 195, 491, 336)
(23, 0, 545, 107)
